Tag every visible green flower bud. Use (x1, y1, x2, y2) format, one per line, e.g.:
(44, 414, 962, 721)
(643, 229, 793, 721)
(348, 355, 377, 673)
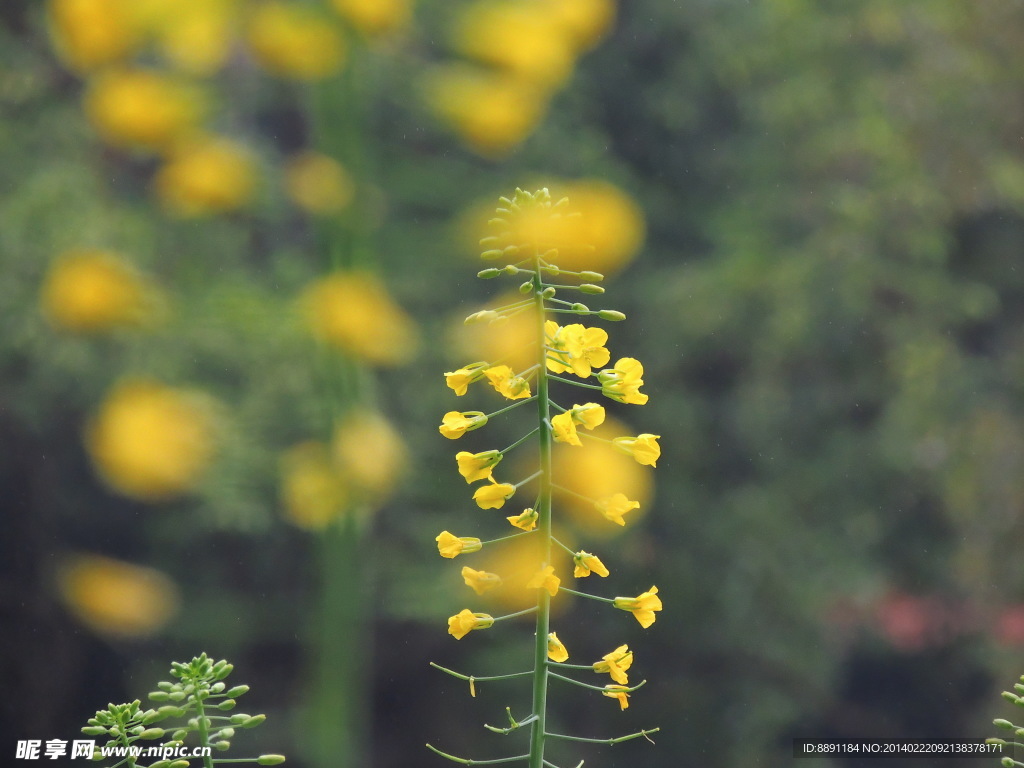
(579, 271, 604, 282)
(597, 309, 627, 321)
(542, 287, 556, 298)
(479, 236, 499, 247)
(224, 686, 249, 700)
(214, 740, 231, 751)
(257, 756, 287, 765)
(1002, 758, 1014, 768)
(82, 726, 106, 736)
(502, 265, 519, 275)
(217, 728, 236, 739)
(217, 699, 237, 711)
(171, 730, 188, 742)
(519, 282, 533, 294)
(168, 691, 186, 701)
(140, 728, 165, 739)
(150, 761, 172, 768)
(149, 691, 171, 702)
(241, 714, 267, 728)
(995, 720, 1015, 730)
(481, 249, 503, 260)
(571, 303, 589, 312)
(579, 284, 605, 294)
(502, 245, 519, 257)
(169, 761, 191, 768)
(211, 682, 226, 693)
(229, 714, 249, 724)
(477, 268, 501, 279)
(157, 682, 174, 692)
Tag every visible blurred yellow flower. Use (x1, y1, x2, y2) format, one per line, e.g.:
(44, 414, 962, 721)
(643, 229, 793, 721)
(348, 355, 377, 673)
(612, 433, 661, 467)
(56, 553, 180, 638)
(506, 507, 538, 531)
(300, 272, 419, 365)
(447, 608, 493, 639)
(154, 136, 257, 217)
(602, 684, 630, 710)
(526, 564, 560, 596)
(131, 0, 240, 75)
(573, 550, 609, 578)
(484, 365, 531, 400)
(462, 566, 502, 595)
(451, 298, 538, 373)
(41, 249, 155, 333)
(550, 0, 615, 51)
(86, 379, 215, 501)
(436, 531, 482, 558)
(331, 0, 411, 36)
(48, 0, 141, 72)
(593, 644, 632, 684)
(453, 1, 575, 87)
(473, 479, 515, 510)
(456, 450, 502, 484)
(84, 68, 204, 153)
(595, 492, 639, 526)
(425, 66, 547, 156)
(439, 410, 487, 439)
(284, 151, 354, 215)
(613, 585, 662, 628)
(333, 411, 406, 498)
(246, 2, 345, 80)
(547, 631, 569, 662)
(280, 441, 348, 530)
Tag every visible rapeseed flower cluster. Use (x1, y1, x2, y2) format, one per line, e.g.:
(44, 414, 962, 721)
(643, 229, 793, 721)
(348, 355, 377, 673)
(428, 189, 660, 767)
(425, 0, 616, 155)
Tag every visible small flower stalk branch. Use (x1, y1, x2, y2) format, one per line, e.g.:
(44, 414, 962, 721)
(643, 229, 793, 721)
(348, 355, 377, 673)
(430, 189, 661, 767)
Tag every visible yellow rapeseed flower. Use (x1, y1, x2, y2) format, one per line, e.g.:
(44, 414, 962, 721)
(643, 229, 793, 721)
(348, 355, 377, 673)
(284, 151, 354, 215)
(154, 136, 257, 217)
(602, 684, 630, 710)
(84, 68, 204, 153)
(424, 65, 547, 156)
(593, 645, 632, 685)
(598, 357, 648, 405)
(613, 586, 662, 628)
(41, 249, 155, 333)
(331, 0, 411, 36)
(550, 0, 615, 51)
(472, 479, 515, 510)
(279, 441, 348, 530)
(56, 553, 180, 638)
(571, 402, 606, 430)
(136, 0, 240, 75)
(456, 450, 502, 484)
(526, 565, 560, 596)
(333, 411, 406, 498)
(86, 379, 215, 501)
(551, 411, 581, 446)
(436, 531, 482, 558)
(48, 0, 141, 72)
(484, 365, 531, 400)
(445, 362, 489, 396)
(462, 566, 502, 595)
(547, 632, 569, 662)
(439, 411, 488, 439)
(572, 551, 609, 578)
(506, 507, 538, 531)
(246, 2, 345, 80)
(612, 434, 661, 467)
(301, 272, 419, 365)
(594, 492, 639, 526)
(447, 608, 493, 639)
(562, 325, 610, 378)
(453, 1, 575, 87)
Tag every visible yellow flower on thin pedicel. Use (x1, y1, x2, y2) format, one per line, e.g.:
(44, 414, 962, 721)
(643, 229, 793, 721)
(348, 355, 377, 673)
(551, 412, 581, 446)
(547, 632, 569, 663)
(573, 551, 609, 578)
(439, 411, 488, 439)
(526, 565, 560, 597)
(284, 151, 354, 215)
(598, 357, 649, 405)
(445, 362, 489, 396)
(424, 65, 547, 157)
(603, 685, 630, 710)
(473, 479, 515, 510)
(456, 450, 502, 483)
(447, 608, 494, 639)
(612, 434, 661, 467)
(48, 0, 141, 72)
(593, 645, 632, 685)
(562, 324, 611, 378)
(86, 379, 215, 501)
(462, 566, 502, 595)
(301, 272, 419, 365)
(595, 493, 639, 526)
(41, 249, 155, 333)
(614, 586, 662, 628)
(84, 68, 203, 153)
(279, 441, 348, 530)
(436, 531, 482, 558)
(506, 507, 538, 531)
(484, 365, 531, 400)
(246, 1, 345, 80)
(571, 403, 606, 430)
(154, 135, 257, 217)
(331, 0, 411, 36)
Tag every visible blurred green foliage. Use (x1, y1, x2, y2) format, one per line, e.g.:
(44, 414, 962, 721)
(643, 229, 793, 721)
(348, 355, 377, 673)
(5, 1, 1024, 767)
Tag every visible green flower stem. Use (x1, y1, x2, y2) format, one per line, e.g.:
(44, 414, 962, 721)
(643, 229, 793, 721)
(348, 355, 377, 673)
(559, 587, 615, 604)
(544, 728, 660, 745)
(514, 470, 543, 489)
(550, 484, 594, 504)
(550, 536, 576, 556)
(494, 606, 540, 622)
(486, 396, 538, 420)
(548, 672, 648, 693)
(481, 530, 538, 546)
(545, 308, 603, 315)
(547, 375, 603, 390)
(529, 262, 554, 768)
(426, 744, 531, 765)
(549, 401, 567, 413)
(430, 662, 533, 683)
(192, 694, 215, 768)
(501, 428, 540, 455)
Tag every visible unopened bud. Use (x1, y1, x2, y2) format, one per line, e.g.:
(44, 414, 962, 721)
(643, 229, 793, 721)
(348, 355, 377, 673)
(579, 284, 605, 294)
(502, 265, 519, 275)
(225, 685, 249, 698)
(481, 249, 503, 260)
(519, 282, 533, 294)
(257, 756, 286, 766)
(140, 728, 165, 740)
(477, 269, 501, 279)
(571, 303, 589, 312)
(579, 271, 604, 282)
(503, 245, 520, 257)
(597, 309, 626, 321)
(542, 287, 556, 298)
